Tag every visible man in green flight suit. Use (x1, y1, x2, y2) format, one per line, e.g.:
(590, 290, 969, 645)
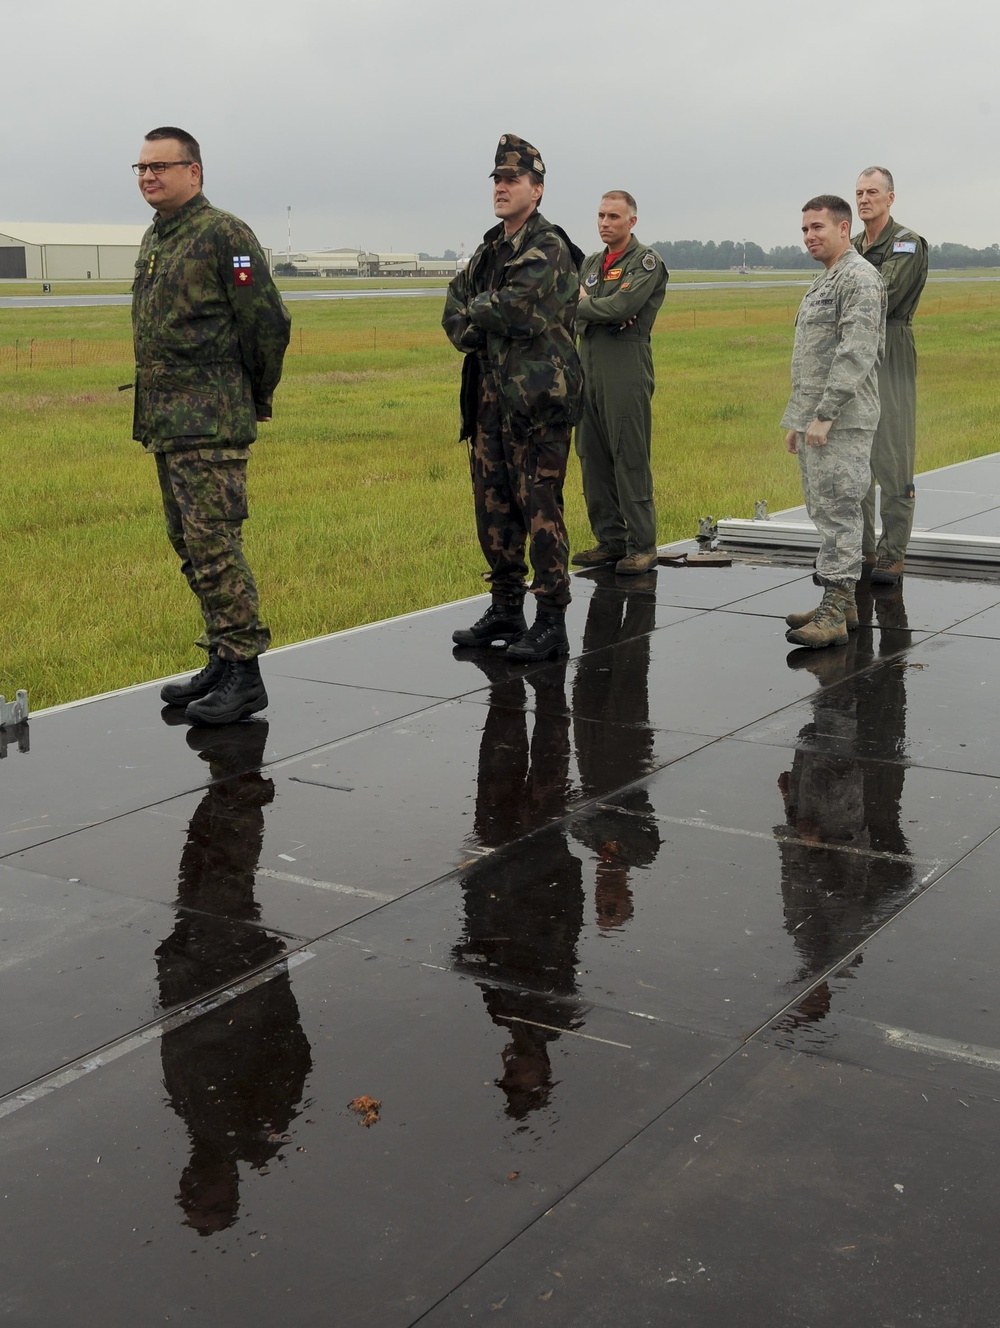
(572, 191, 668, 575)
(853, 167, 928, 585)
(132, 126, 290, 724)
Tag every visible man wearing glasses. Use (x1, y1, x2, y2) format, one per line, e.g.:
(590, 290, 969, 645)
(132, 126, 290, 724)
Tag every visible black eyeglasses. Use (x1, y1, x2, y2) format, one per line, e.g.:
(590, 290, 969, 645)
(132, 161, 193, 176)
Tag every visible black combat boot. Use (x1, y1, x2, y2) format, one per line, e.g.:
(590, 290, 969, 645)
(505, 607, 569, 662)
(160, 651, 226, 707)
(185, 656, 268, 726)
(452, 598, 527, 648)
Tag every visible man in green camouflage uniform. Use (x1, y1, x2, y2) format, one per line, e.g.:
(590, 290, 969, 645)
(572, 191, 668, 575)
(443, 134, 583, 662)
(853, 167, 928, 585)
(132, 126, 290, 724)
(782, 195, 887, 650)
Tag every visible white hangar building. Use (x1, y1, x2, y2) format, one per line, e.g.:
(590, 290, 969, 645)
(0, 222, 150, 281)
(0, 222, 274, 281)
(282, 248, 457, 277)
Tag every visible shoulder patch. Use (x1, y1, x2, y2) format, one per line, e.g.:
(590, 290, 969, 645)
(892, 240, 917, 254)
(641, 251, 657, 271)
(585, 272, 598, 287)
(233, 254, 253, 286)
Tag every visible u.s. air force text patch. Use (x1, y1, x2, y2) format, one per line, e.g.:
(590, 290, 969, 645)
(641, 251, 657, 271)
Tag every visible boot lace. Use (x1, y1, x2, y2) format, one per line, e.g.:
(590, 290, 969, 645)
(189, 655, 222, 687)
(474, 603, 520, 630)
(212, 660, 243, 698)
(813, 588, 846, 626)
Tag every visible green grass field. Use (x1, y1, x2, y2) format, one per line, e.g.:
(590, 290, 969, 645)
(2, 279, 999, 710)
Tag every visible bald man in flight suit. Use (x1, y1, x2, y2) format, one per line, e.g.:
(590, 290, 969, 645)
(853, 166, 928, 586)
(572, 190, 668, 576)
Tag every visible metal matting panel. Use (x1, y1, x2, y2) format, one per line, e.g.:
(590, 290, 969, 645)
(717, 519, 1000, 567)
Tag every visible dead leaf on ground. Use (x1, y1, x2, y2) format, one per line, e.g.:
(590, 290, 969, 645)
(348, 1094, 381, 1127)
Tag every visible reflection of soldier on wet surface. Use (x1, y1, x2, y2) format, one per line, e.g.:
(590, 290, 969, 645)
(775, 582, 915, 1027)
(571, 576, 662, 929)
(453, 656, 585, 1119)
(156, 721, 312, 1234)
(454, 838, 585, 1120)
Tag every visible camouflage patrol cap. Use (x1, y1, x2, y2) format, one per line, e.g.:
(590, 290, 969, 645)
(491, 133, 545, 179)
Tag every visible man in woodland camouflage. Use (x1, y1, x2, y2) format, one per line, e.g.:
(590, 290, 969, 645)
(853, 167, 928, 585)
(443, 133, 583, 662)
(783, 195, 887, 650)
(132, 126, 290, 723)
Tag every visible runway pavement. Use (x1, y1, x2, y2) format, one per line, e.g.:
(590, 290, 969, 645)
(0, 287, 448, 309)
(2, 273, 995, 308)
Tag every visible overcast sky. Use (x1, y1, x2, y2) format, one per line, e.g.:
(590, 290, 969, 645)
(8, 0, 998, 256)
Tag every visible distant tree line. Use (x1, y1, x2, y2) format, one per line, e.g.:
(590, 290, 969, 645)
(650, 239, 1000, 270)
(927, 242, 1000, 268)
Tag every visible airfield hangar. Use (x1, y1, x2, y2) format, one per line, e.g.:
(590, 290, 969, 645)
(0, 223, 274, 281)
(0, 223, 150, 281)
(280, 247, 457, 277)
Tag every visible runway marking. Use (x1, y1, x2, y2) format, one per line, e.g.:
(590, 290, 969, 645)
(606, 806, 940, 871)
(876, 1023, 1000, 1072)
(504, 1016, 632, 1050)
(0, 952, 314, 1120)
(255, 867, 392, 902)
(287, 776, 355, 792)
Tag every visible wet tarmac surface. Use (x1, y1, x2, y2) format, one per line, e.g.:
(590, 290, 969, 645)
(3, 455, 1000, 1325)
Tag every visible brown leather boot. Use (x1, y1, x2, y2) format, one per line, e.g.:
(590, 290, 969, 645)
(615, 547, 659, 575)
(571, 544, 624, 568)
(785, 590, 859, 632)
(784, 587, 852, 649)
(871, 554, 904, 585)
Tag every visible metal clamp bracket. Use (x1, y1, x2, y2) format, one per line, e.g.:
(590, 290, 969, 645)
(0, 691, 29, 728)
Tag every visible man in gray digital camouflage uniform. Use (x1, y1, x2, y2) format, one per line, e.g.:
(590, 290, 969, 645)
(853, 167, 928, 585)
(132, 126, 290, 724)
(782, 195, 887, 650)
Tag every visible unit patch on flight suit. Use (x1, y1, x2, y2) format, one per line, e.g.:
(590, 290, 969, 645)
(606, 268, 622, 280)
(585, 272, 599, 287)
(893, 240, 917, 254)
(641, 251, 657, 271)
(621, 280, 631, 290)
